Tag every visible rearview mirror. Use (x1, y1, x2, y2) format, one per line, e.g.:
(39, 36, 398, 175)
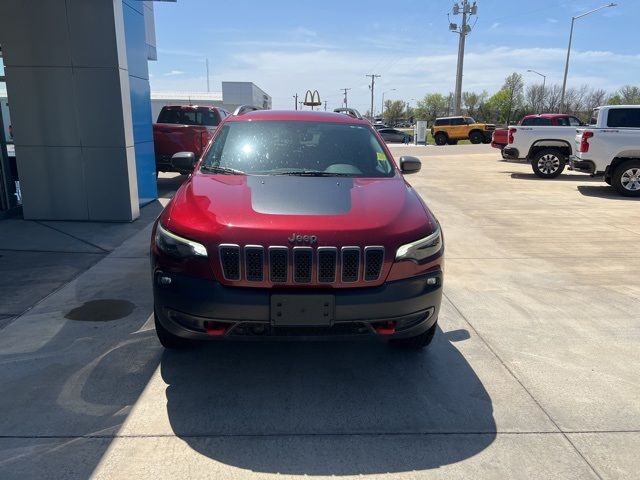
(171, 152, 196, 173)
(399, 156, 421, 174)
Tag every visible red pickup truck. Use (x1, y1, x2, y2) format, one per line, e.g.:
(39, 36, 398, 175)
(153, 105, 230, 174)
(492, 114, 584, 157)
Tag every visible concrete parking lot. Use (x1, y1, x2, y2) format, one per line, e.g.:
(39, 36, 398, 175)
(1, 144, 639, 479)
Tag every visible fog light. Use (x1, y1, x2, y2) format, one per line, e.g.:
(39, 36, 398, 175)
(158, 275, 172, 285)
(426, 277, 437, 286)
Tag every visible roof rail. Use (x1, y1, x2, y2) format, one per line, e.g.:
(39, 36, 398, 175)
(233, 105, 261, 116)
(333, 107, 363, 120)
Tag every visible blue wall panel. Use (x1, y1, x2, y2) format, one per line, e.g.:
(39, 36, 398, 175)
(122, 0, 157, 206)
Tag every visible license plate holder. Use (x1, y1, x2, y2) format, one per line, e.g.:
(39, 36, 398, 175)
(270, 295, 335, 326)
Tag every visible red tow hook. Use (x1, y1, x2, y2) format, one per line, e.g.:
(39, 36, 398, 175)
(374, 321, 396, 336)
(204, 321, 227, 337)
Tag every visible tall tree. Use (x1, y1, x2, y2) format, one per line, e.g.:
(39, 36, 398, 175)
(462, 91, 480, 117)
(382, 100, 407, 125)
(414, 93, 448, 122)
(618, 85, 640, 104)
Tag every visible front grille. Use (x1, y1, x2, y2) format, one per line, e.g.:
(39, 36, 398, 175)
(219, 244, 384, 284)
(269, 247, 288, 283)
(245, 246, 264, 282)
(341, 247, 360, 283)
(364, 247, 384, 281)
(219, 245, 241, 280)
(293, 247, 313, 283)
(317, 247, 337, 283)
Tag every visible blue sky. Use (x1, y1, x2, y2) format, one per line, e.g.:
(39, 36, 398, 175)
(150, 0, 638, 112)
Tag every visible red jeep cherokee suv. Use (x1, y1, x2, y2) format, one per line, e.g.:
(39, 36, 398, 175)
(151, 110, 444, 349)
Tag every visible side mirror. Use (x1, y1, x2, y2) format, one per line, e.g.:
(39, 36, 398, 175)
(171, 152, 196, 173)
(399, 156, 421, 174)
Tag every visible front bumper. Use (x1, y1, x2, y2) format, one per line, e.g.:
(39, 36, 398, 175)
(502, 147, 519, 159)
(154, 271, 443, 340)
(569, 155, 596, 174)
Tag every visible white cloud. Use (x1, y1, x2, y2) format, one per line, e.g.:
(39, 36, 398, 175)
(489, 22, 501, 30)
(164, 70, 187, 76)
(546, 18, 559, 23)
(152, 46, 640, 112)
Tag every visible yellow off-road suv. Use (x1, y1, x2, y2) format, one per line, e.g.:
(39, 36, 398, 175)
(430, 116, 495, 145)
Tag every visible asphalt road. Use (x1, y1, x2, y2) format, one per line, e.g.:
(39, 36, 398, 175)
(1, 145, 639, 479)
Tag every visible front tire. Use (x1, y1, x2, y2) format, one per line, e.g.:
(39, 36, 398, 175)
(155, 312, 198, 349)
(612, 160, 640, 197)
(390, 321, 437, 349)
(531, 149, 566, 179)
(469, 131, 483, 144)
(434, 132, 448, 146)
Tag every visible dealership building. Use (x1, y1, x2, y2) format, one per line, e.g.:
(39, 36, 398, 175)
(0, 0, 270, 222)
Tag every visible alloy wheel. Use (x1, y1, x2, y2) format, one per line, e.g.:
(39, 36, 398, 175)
(537, 154, 560, 175)
(621, 167, 640, 191)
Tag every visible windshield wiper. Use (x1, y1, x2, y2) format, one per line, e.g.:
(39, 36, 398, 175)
(201, 165, 246, 175)
(268, 170, 355, 177)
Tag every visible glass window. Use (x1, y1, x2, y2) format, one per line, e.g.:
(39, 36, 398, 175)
(556, 117, 569, 126)
(157, 108, 220, 126)
(590, 109, 599, 125)
(568, 117, 582, 126)
(202, 121, 395, 177)
(450, 117, 465, 125)
(465, 117, 476, 124)
(522, 117, 551, 126)
(607, 108, 640, 128)
(435, 118, 450, 126)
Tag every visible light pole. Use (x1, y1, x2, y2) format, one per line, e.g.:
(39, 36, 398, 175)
(382, 88, 396, 119)
(527, 69, 546, 113)
(560, 2, 616, 112)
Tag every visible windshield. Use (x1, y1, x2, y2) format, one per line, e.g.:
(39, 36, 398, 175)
(465, 117, 476, 124)
(201, 121, 395, 177)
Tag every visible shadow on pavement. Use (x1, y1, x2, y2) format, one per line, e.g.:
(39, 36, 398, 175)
(508, 172, 602, 182)
(577, 184, 640, 200)
(161, 327, 496, 475)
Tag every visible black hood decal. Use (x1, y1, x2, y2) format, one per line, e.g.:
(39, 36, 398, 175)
(248, 176, 353, 215)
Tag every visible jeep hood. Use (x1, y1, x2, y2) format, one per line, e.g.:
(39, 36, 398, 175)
(164, 174, 436, 248)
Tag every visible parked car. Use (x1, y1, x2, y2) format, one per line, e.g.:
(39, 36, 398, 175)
(430, 116, 495, 145)
(373, 123, 389, 130)
(153, 105, 230, 174)
(378, 128, 413, 143)
(151, 110, 444, 349)
(502, 117, 585, 178)
(492, 114, 585, 156)
(570, 105, 640, 196)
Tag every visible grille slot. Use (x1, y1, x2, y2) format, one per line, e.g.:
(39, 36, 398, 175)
(245, 246, 264, 282)
(341, 247, 361, 283)
(364, 247, 384, 281)
(219, 245, 241, 280)
(293, 247, 313, 283)
(317, 247, 337, 283)
(269, 247, 288, 283)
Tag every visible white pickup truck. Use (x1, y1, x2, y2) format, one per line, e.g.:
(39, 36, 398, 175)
(502, 117, 584, 178)
(570, 105, 640, 197)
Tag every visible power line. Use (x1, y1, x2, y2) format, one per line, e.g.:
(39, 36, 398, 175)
(365, 74, 381, 120)
(449, 0, 478, 115)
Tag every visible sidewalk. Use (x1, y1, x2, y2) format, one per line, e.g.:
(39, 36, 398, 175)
(0, 174, 182, 330)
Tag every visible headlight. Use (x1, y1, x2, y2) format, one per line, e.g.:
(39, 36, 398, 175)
(155, 223, 208, 258)
(396, 228, 442, 262)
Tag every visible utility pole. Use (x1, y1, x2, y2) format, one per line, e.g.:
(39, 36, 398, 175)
(449, 1, 477, 115)
(299, 101, 304, 110)
(324, 101, 328, 111)
(366, 74, 381, 121)
(206, 58, 210, 93)
(341, 88, 351, 108)
(293, 93, 298, 110)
